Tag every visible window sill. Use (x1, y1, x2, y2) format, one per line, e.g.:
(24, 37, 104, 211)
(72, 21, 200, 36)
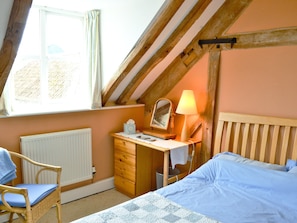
(0, 104, 145, 119)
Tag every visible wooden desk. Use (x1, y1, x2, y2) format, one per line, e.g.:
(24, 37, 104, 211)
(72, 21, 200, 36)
(111, 132, 199, 197)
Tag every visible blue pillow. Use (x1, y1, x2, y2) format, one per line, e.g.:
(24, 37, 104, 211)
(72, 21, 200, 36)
(286, 159, 297, 171)
(214, 152, 286, 171)
(288, 166, 297, 174)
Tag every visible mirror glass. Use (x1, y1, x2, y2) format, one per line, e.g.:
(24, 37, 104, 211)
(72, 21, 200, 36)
(150, 98, 172, 130)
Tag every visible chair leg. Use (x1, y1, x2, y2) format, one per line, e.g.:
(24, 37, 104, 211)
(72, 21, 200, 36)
(56, 201, 62, 223)
(26, 212, 33, 223)
(9, 212, 14, 223)
(12, 213, 28, 223)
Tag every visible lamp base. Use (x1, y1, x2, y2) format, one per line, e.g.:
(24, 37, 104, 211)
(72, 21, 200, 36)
(180, 115, 189, 142)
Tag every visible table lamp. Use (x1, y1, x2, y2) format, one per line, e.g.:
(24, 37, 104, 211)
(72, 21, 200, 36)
(176, 90, 198, 141)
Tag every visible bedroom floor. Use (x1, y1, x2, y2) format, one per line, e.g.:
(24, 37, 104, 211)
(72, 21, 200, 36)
(11, 188, 130, 223)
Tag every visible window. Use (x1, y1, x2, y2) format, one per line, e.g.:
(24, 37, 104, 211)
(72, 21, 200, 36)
(3, 6, 101, 115)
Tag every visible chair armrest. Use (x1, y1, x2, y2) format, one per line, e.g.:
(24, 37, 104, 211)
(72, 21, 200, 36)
(36, 166, 62, 185)
(0, 184, 30, 210)
(9, 151, 62, 185)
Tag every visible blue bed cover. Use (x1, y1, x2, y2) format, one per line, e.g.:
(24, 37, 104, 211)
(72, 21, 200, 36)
(156, 158, 297, 223)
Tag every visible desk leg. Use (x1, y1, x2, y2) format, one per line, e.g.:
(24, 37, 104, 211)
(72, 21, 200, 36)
(163, 151, 169, 187)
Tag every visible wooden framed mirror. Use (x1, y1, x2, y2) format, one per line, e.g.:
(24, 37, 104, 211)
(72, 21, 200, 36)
(150, 98, 172, 130)
(143, 98, 176, 139)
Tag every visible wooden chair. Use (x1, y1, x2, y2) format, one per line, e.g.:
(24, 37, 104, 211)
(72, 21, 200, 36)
(0, 150, 62, 223)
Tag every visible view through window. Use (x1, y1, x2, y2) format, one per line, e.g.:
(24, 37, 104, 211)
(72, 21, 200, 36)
(6, 6, 90, 114)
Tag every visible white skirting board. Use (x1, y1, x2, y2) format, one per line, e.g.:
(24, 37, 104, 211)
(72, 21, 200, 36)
(61, 177, 114, 204)
(0, 177, 114, 223)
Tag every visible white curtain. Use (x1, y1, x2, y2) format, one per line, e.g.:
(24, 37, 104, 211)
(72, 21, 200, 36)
(85, 9, 102, 109)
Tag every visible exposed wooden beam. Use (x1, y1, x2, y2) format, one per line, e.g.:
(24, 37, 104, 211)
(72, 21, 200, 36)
(138, 52, 192, 110)
(101, 0, 184, 105)
(224, 27, 297, 49)
(0, 0, 32, 95)
(139, 0, 252, 109)
(116, 0, 212, 105)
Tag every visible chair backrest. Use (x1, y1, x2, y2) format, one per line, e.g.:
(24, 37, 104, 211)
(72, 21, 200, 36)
(1, 149, 62, 223)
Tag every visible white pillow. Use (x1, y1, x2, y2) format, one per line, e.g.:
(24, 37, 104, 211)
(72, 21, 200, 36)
(214, 152, 286, 171)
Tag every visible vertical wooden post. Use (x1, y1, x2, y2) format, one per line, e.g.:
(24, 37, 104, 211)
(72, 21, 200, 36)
(201, 50, 221, 163)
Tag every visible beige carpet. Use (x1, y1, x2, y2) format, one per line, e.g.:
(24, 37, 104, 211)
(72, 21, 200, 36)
(12, 188, 130, 223)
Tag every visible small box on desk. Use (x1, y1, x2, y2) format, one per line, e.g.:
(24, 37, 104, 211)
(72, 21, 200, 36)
(124, 123, 136, 134)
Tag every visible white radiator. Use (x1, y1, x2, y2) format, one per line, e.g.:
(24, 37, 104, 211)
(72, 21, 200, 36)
(20, 128, 93, 187)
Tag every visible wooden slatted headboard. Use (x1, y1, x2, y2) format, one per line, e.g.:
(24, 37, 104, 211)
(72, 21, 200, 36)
(213, 112, 297, 165)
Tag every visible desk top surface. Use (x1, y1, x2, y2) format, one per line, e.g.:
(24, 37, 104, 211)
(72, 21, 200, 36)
(112, 132, 200, 152)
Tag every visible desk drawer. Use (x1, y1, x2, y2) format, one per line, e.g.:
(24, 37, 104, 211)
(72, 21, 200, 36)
(114, 175, 135, 197)
(114, 150, 135, 166)
(114, 160, 135, 181)
(114, 138, 136, 155)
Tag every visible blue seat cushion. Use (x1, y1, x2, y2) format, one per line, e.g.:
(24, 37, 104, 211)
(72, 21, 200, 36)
(0, 184, 58, 207)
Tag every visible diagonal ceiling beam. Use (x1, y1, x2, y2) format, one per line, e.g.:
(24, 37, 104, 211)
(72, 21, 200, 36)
(138, 0, 253, 110)
(0, 0, 32, 96)
(116, 0, 212, 105)
(102, 0, 184, 106)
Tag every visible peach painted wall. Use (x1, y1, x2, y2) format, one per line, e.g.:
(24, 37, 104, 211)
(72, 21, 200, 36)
(166, 0, 297, 140)
(165, 54, 209, 138)
(217, 0, 297, 119)
(217, 46, 297, 119)
(169, 45, 297, 129)
(0, 106, 144, 182)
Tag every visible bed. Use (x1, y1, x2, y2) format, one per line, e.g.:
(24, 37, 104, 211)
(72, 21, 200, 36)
(72, 112, 297, 223)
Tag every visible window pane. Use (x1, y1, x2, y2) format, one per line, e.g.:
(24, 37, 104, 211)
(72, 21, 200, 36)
(13, 8, 41, 104)
(7, 7, 89, 114)
(46, 13, 85, 103)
